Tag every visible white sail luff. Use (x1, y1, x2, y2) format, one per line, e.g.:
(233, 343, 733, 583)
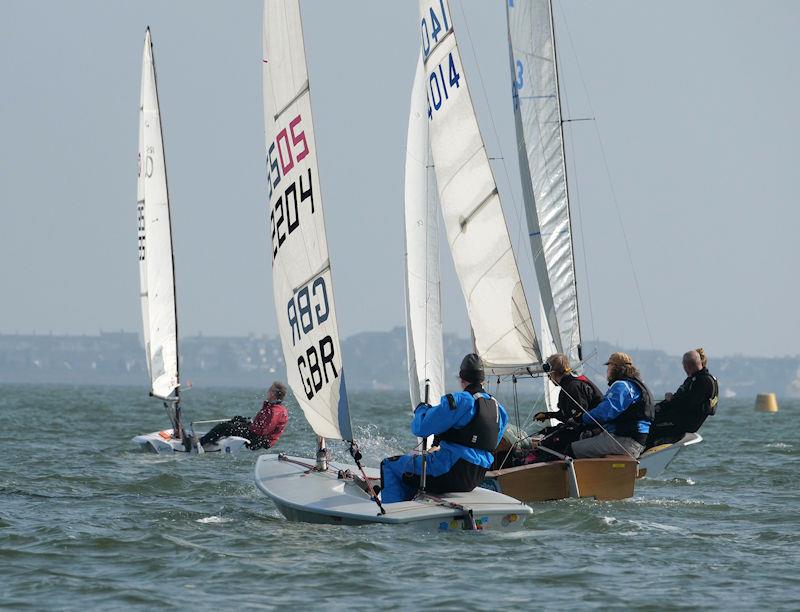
(262, 0, 351, 440)
(404, 51, 444, 408)
(138, 28, 179, 400)
(419, 0, 541, 371)
(508, 0, 582, 365)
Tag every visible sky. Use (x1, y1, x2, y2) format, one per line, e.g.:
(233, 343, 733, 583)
(1, 1, 798, 358)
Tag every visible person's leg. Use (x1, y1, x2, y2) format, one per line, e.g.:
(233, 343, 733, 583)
(380, 454, 418, 503)
(199, 421, 234, 446)
(425, 459, 487, 494)
(571, 432, 643, 458)
(199, 417, 250, 446)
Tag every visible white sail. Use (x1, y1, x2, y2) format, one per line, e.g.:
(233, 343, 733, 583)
(507, 0, 582, 366)
(262, 0, 352, 441)
(138, 28, 179, 401)
(419, 0, 541, 373)
(404, 52, 444, 408)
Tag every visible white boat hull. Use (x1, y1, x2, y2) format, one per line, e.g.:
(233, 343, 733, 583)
(254, 454, 532, 531)
(131, 428, 249, 455)
(638, 432, 702, 478)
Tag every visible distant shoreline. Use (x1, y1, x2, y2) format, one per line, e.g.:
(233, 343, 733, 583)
(1, 329, 798, 398)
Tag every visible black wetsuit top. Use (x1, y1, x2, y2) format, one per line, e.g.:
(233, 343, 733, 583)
(647, 368, 718, 446)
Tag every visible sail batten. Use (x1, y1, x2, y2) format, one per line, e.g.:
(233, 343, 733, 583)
(262, 0, 352, 441)
(419, 0, 542, 372)
(138, 29, 179, 401)
(508, 0, 582, 365)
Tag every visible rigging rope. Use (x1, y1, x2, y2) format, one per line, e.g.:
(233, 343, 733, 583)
(349, 442, 387, 515)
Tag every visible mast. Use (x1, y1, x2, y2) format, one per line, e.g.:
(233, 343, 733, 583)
(547, 0, 583, 360)
(506, 0, 582, 366)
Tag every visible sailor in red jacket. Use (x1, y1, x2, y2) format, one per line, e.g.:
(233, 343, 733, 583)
(198, 382, 289, 450)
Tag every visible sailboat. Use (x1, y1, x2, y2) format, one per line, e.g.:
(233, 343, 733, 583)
(253, 0, 532, 530)
(414, 0, 638, 501)
(502, 0, 699, 482)
(131, 28, 248, 455)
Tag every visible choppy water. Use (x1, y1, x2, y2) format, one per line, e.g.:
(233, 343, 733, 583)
(1, 384, 799, 610)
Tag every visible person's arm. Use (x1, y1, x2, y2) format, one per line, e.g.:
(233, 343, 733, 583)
(582, 382, 636, 425)
(411, 395, 467, 438)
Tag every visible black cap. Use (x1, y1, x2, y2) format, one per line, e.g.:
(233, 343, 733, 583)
(459, 353, 485, 384)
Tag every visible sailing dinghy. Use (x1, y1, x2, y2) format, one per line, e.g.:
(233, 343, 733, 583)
(415, 0, 637, 501)
(498, 0, 698, 488)
(253, 0, 531, 530)
(131, 29, 247, 455)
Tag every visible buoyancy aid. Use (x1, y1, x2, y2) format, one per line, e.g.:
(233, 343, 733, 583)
(613, 376, 654, 438)
(696, 369, 720, 416)
(437, 393, 501, 452)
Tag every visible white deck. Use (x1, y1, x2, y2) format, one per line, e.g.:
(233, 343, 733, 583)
(254, 454, 532, 531)
(638, 432, 703, 478)
(131, 428, 249, 455)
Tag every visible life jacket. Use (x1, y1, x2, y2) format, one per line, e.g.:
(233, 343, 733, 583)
(696, 370, 719, 416)
(613, 376, 654, 438)
(437, 392, 500, 452)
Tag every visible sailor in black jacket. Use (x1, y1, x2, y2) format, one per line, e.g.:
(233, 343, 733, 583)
(529, 354, 603, 459)
(534, 354, 603, 424)
(646, 350, 719, 447)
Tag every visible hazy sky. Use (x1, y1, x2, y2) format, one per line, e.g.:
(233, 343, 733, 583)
(1, 1, 797, 358)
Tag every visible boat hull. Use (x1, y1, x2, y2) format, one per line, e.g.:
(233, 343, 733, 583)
(484, 456, 638, 502)
(254, 454, 532, 531)
(637, 432, 702, 478)
(131, 429, 249, 455)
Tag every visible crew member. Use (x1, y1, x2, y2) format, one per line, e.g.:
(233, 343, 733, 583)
(529, 353, 603, 459)
(569, 352, 653, 459)
(196, 381, 289, 450)
(646, 349, 719, 447)
(379, 354, 508, 503)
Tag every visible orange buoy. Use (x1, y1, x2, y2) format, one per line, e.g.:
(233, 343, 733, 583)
(755, 393, 779, 412)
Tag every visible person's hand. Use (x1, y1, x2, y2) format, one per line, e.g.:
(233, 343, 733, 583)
(534, 412, 549, 422)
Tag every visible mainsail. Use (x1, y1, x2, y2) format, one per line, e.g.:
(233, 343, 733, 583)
(404, 51, 444, 407)
(138, 28, 179, 402)
(262, 0, 352, 441)
(419, 0, 542, 372)
(507, 0, 582, 366)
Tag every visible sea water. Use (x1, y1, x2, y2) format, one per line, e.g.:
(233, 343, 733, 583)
(1, 384, 799, 609)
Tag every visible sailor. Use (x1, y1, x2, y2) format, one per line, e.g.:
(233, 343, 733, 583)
(529, 353, 603, 459)
(534, 354, 603, 423)
(196, 381, 289, 450)
(568, 352, 653, 459)
(379, 354, 508, 503)
(646, 349, 719, 447)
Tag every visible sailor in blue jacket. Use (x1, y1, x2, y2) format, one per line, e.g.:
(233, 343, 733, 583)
(380, 354, 509, 503)
(570, 352, 653, 459)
